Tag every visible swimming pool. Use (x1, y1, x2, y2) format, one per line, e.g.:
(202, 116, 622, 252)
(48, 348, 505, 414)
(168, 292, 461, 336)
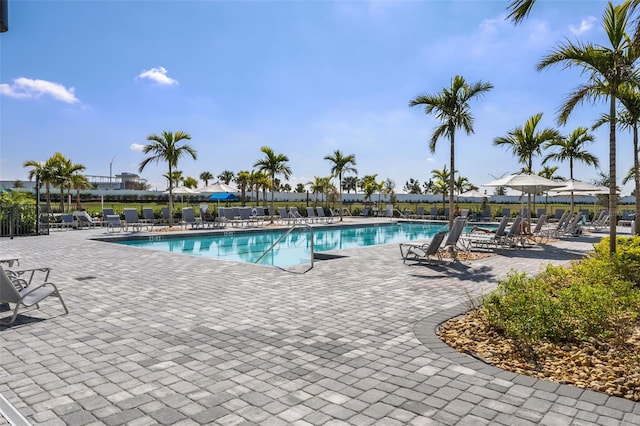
(112, 222, 486, 268)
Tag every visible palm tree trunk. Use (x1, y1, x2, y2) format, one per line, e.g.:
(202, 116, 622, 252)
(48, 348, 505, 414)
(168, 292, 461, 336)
(339, 172, 344, 222)
(634, 124, 640, 236)
(449, 135, 455, 228)
(168, 164, 174, 227)
(609, 93, 618, 254)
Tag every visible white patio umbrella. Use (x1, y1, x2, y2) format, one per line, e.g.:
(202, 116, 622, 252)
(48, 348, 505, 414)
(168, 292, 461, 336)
(484, 173, 565, 221)
(196, 182, 240, 210)
(196, 182, 239, 195)
(458, 189, 487, 199)
(550, 179, 610, 213)
(164, 186, 195, 205)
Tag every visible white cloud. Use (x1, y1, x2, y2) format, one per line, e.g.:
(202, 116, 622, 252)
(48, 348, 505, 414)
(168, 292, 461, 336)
(569, 16, 596, 35)
(0, 77, 79, 103)
(130, 143, 145, 152)
(137, 66, 178, 85)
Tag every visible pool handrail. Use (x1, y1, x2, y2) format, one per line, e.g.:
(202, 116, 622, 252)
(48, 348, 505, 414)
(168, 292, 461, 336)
(255, 223, 314, 272)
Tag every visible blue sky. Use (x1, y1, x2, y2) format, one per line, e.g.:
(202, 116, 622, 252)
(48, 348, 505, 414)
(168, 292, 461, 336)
(2, 0, 635, 195)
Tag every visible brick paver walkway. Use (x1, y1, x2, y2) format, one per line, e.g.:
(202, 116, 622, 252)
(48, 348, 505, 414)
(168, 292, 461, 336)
(1, 221, 638, 425)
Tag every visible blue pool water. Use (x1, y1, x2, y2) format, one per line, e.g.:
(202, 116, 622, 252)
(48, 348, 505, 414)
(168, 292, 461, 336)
(114, 222, 489, 268)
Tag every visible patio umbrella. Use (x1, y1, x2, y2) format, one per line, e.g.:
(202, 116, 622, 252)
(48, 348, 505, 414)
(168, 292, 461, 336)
(458, 189, 487, 199)
(484, 173, 565, 221)
(197, 182, 240, 209)
(197, 182, 239, 195)
(164, 186, 195, 205)
(550, 179, 609, 213)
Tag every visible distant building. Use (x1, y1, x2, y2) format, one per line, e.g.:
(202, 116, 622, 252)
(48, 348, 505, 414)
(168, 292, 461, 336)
(0, 172, 149, 191)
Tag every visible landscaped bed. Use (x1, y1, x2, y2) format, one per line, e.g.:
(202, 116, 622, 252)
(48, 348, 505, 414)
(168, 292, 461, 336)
(438, 236, 640, 401)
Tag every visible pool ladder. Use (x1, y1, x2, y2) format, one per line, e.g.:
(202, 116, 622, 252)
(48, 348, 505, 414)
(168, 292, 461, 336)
(255, 223, 314, 273)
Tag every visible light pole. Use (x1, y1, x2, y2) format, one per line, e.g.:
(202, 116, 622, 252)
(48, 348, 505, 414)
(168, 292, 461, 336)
(109, 157, 115, 190)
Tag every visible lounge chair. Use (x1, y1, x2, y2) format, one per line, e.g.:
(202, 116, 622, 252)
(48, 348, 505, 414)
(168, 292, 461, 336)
(540, 211, 570, 238)
(160, 207, 170, 224)
(410, 206, 425, 219)
(123, 208, 149, 232)
(253, 207, 267, 225)
(620, 210, 635, 226)
(399, 231, 448, 264)
(238, 207, 258, 227)
(289, 207, 306, 223)
(306, 207, 320, 223)
(560, 213, 583, 237)
(441, 217, 468, 260)
(427, 207, 438, 220)
(585, 211, 609, 231)
(316, 207, 334, 223)
(182, 207, 205, 229)
(360, 208, 370, 217)
(0, 265, 68, 325)
(50, 214, 76, 231)
(526, 214, 548, 244)
(550, 209, 565, 222)
(143, 208, 158, 226)
(73, 211, 100, 229)
(461, 215, 510, 251)
(105, 215, 122, 232)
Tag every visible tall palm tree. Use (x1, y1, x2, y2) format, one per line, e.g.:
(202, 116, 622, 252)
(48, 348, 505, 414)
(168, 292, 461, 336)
(23, 159, 54, 212)
(199, 171, 213, 187)
(324, 150, 357, 221)
(543, 127, 599, 212)
(183, 176, 198, 189)
(494, 113, 560, 220)
(138, 131, 196, 227)
(614, 87, 640, 235)
(410, 75, 493, 227)
(253, 146, 291, 223)
(494, 113, 561, 173)
(308, 176, 332, 205)
(537, 1, 640, 253)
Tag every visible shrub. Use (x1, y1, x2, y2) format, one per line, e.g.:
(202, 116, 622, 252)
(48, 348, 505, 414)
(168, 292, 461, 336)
(483, 259, 639, 345)
(592, 236, 640, 287)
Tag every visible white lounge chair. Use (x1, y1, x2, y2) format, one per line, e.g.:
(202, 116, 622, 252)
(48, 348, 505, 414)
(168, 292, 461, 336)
(73, 211, 100, 229)
(0, 265, 68, 325)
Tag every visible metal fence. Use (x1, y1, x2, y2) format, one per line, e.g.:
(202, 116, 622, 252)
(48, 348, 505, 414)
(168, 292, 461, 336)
(0, 204, 49, 237)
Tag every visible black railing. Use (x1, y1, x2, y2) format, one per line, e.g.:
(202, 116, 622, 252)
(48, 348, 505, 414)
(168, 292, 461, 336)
(0, 204, 49, 237)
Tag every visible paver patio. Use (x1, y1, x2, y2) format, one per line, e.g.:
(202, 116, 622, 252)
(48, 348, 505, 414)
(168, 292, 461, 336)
(1, 221, 638, 425)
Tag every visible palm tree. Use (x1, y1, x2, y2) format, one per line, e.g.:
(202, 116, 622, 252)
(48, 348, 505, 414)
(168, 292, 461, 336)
(48, 153, 85, 212)
(410, 75, 493, 227)
(183, 176, 198, 189)
(613, 87, 640, 235)
(218, 170, 235, 185)
(70, 173, 91, 209)
(537, 1, 640, 253)
(494, 113, 560, 173)
(235, 171, 251, 205)
(494, 113, 560, 220)
(138, 131, 197, 227)
(199, 171, 214, 187)
(360, 175, 378, 204)
(23, 159, 54, 212)
(324, 150, 357, 221)
(253, 146, 292, 223)
(506, 0, 537, 24)
(431, 166, 451, 212)
(538, 165, 565, 213)
(543, 127, 599, 212)
(308, 176, 332, 205)
(342, 176, 358, 194)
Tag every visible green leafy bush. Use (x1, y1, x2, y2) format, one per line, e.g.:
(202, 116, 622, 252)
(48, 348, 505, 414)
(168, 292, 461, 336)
(593, 236, 640, 287)
(483, 258, 639, 344)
